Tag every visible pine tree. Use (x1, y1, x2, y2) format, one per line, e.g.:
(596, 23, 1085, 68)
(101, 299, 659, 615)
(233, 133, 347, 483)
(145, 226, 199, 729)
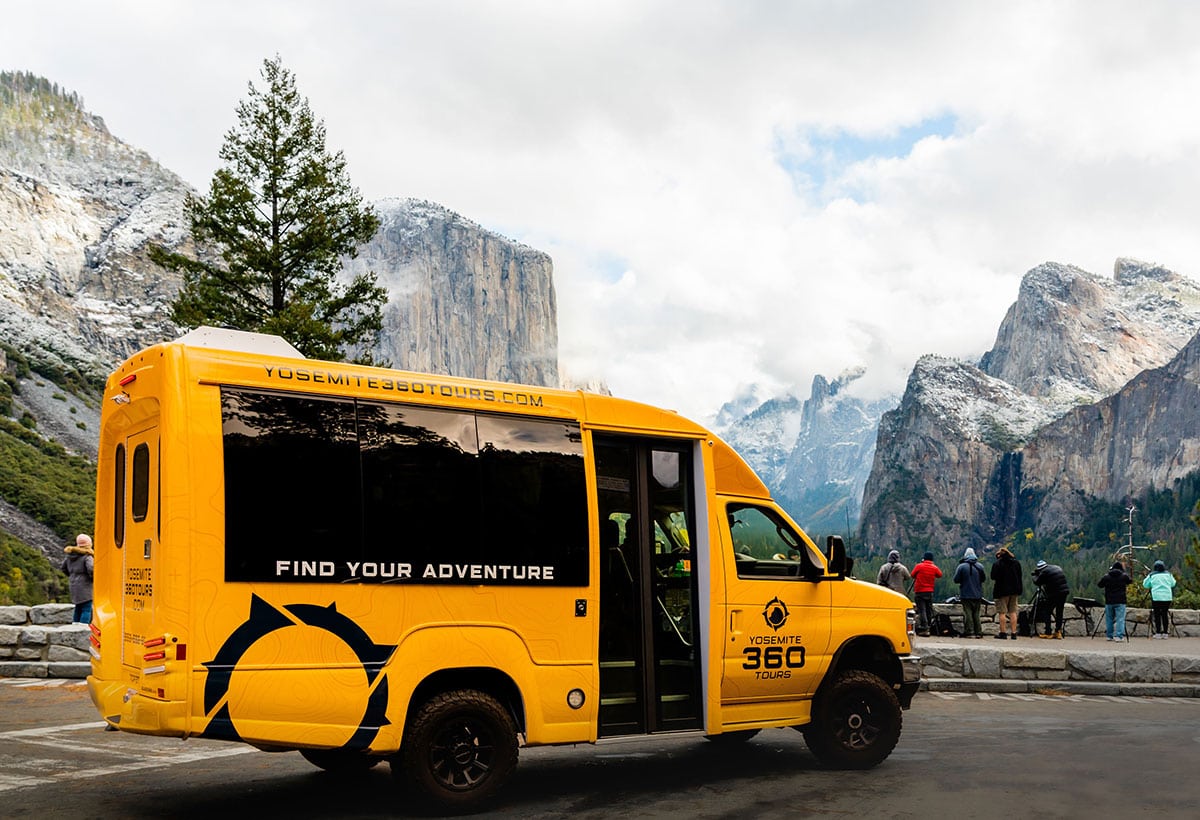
(151, 55, 385, 362)
(1185, 498, 1200, 595)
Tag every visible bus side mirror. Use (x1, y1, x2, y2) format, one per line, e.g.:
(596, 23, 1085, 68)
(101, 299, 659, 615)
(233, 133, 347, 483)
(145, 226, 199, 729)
(825, 535, 852, 578)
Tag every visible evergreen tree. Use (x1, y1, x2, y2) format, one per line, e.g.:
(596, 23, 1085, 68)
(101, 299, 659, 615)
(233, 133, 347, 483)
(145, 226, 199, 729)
(151, 55, 384, 361)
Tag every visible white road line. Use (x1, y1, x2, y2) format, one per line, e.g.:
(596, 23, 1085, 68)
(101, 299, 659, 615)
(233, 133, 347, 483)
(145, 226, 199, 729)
(0, 745, 257, 793)
(0, 722, 105, 739)
(0, 774, 46, 792)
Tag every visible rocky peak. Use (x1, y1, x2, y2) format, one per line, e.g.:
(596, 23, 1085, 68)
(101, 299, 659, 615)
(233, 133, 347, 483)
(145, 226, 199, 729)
(717, 367, 895, 536)
(861, 257, 1200, 558)
(978, 259, 1200, 406)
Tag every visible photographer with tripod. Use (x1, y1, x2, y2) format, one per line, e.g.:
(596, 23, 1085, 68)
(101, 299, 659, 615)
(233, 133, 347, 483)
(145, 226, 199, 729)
(1032, 559, 1070, 639)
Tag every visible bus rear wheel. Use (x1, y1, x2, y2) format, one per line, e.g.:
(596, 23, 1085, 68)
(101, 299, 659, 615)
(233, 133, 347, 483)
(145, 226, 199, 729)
(398, 689, 518, 810)
(802, 670, 901, 769)
(299, 748, 381, 773)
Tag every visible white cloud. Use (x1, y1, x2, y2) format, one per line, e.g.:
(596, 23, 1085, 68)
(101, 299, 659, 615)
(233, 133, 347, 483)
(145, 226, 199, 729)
(5, 1, 1200, 422)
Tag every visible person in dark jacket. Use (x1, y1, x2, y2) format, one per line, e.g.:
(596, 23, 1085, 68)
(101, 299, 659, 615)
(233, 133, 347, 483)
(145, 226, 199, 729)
(989, 547, 1023, 640)
(953, 547, 987, 638)
(1097, 561, 1133, 641)
(60, 533, 94, 624)
(1032, 559, 1070, 638)
(911, 552, 942, 636)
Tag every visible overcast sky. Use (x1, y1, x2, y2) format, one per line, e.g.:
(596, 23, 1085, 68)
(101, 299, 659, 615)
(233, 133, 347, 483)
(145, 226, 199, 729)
(6, 1, 1200, 421)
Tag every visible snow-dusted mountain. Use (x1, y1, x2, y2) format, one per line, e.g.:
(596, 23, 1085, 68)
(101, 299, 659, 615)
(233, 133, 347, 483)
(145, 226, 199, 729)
(860, 258, 1200, 558)
(0, 73, 560, 395)
(716, 369, 896, 536)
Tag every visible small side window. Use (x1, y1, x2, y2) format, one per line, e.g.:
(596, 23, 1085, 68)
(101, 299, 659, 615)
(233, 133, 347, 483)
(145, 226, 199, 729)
(727, 503, 823, 580)
(132, 443, 150, 523)
(114, 444, 126, 547)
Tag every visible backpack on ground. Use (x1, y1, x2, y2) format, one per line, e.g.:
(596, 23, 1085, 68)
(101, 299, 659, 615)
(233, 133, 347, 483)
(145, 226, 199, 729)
(1017, 609, 1032, 637)
(932, 612, 958, 637)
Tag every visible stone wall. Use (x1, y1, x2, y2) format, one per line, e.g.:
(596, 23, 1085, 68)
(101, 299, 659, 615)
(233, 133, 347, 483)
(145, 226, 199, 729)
(0, 603, 91, 679)
(931, 602, 1200, 638)
(920, 642, 1200, 690)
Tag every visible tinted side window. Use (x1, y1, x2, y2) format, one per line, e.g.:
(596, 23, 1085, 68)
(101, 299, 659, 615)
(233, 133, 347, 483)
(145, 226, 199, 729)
(359, 401, 480, 569)
(114, 444, 126, 547)
(222, 389, 361, 582)
(477, 415, 589, 585)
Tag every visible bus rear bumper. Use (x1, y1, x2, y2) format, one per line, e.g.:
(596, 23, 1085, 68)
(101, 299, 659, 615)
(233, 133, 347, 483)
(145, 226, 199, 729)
(87, 675, 189, 737)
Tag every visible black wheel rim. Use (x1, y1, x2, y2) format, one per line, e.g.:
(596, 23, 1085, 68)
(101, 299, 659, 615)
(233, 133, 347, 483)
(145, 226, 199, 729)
(830, 692, 883, 750)
(428, 717, 496, 791)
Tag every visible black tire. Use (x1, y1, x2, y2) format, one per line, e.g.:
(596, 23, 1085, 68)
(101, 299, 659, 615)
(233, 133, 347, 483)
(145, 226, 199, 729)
(704, 729, 760, 743)
(398, 689, 518, 812)
(299, 748, 381, 773)
(802, 670, 901, 769)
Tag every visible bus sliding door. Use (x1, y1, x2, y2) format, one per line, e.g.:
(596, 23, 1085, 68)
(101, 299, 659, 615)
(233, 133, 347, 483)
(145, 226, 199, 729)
(595, 436, 702, 736)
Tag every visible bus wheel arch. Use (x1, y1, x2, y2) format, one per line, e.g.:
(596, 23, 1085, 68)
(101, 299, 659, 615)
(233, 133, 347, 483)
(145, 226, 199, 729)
(403, 666, 525, 737)
(824, 635, 902, 690)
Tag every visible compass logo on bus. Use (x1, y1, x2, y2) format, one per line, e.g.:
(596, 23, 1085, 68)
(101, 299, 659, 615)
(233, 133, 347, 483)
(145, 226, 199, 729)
(199, 595, 396, 748)
(762, 596, 789, 631)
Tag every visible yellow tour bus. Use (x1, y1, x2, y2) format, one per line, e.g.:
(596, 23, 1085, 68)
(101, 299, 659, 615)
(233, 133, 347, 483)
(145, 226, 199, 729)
(87, 327, 919, 810)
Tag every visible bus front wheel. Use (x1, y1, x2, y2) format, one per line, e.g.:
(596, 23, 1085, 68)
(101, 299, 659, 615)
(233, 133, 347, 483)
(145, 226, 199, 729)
(398, 689, 518, 810)
(802, 670, 901, 769)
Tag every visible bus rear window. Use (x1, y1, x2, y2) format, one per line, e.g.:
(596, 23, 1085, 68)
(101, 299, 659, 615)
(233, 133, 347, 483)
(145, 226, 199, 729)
(131, 443, 150, 523)
(114, 443, 126, 547)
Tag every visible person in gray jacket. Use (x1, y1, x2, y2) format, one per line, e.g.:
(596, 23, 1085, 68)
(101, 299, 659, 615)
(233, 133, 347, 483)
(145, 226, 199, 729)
(876, 549, 911, 595)
(953, 547, 987, 638)
(60, 533, 94, 623)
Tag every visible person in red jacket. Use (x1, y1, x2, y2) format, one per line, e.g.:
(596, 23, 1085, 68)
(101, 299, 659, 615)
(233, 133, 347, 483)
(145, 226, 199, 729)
(910, 551, 942, 636)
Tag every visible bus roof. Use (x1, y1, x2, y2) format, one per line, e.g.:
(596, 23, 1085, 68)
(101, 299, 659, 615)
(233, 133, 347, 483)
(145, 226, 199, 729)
(109, 327, 771, 500)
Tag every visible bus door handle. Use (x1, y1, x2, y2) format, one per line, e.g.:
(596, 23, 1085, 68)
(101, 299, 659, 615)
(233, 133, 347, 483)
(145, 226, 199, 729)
(729, 609, 742, 635)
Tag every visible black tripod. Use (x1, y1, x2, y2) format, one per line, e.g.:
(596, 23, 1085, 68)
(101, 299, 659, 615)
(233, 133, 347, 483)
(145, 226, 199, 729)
(1024, 587, 1046, 637)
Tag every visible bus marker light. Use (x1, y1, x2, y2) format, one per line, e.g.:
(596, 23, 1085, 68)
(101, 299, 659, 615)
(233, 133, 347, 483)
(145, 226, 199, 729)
(119, 374, 137, 386)
(567, 689, 585, 709)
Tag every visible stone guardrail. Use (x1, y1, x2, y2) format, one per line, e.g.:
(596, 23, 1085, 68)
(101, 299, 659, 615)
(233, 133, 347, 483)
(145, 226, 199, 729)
(920, 603, 1200, 696)
(929, 601, 1200, 638)
(919, 642, 1200, 691)
(0, 604, 91, 679)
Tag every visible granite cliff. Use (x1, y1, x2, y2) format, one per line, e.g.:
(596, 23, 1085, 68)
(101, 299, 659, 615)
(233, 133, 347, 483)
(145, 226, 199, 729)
(342, 198, 558, 386)
(859, 259, 1200, 557)
(0, 73, 561, 561)
(0, 73, 559, 399)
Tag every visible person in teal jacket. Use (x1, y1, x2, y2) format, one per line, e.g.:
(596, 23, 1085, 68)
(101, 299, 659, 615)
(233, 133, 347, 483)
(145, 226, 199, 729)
(1143, 560, 1177, 639)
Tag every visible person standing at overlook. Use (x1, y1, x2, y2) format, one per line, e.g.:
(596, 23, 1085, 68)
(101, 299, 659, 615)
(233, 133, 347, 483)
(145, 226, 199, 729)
(911, 551, 942, 637)
(953, 547, 987, 639)
(876, 550, 911, 595)
(1032, 560, 1070, 639)
(1097, 561, 1133, 642)
(60, 533, 94, 624)
(1143, 560, 1177, 638)
(989, 547, 1022, 640)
